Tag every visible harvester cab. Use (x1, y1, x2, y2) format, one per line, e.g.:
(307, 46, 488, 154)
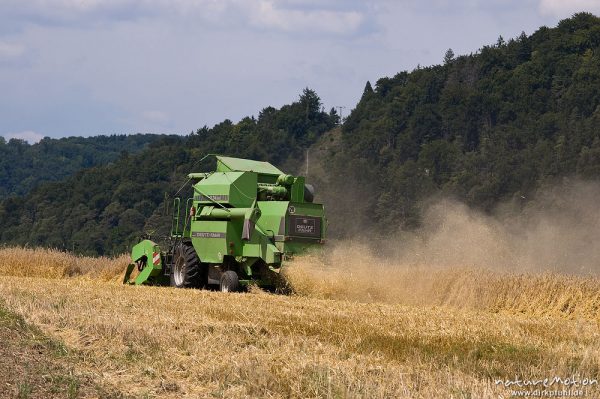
(123, 155, 326, 291)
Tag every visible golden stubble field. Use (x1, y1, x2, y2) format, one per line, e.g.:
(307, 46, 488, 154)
(1, 246, 600, 398)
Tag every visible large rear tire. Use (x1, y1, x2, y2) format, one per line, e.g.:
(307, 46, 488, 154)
(170, 242, 207, 289)
(220, 270, 239, 292)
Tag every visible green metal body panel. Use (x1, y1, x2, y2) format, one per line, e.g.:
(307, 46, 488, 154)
(216, 156, 284, 175)
(264, 201, 325, 255)
(194, 171, 256, 208)
(191, 220, 228, 263)
(124, 240, 167, 285)
(290, 176, 305, 202)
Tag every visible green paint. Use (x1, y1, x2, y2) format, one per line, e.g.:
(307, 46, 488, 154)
(125, 155, 326, 288)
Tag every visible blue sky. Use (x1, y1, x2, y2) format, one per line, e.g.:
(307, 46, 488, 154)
(1, 0, 599, 142)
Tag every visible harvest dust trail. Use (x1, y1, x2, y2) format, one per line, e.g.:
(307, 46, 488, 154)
(284, 246, 600, 321)
(285, 183, 600, 320)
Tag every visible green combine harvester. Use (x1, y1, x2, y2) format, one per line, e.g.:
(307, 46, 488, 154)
(123, 155, 326, 292)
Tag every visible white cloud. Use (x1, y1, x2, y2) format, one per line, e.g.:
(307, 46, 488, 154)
(0, 41, 25, 60)
(0, 0, 228, 27)
(4, 130, 45, 143)
(539, 0, 600, 16)
(249, 0, 365, 35)
(1, 0, 366, 35)
(141, 110, 170, 125)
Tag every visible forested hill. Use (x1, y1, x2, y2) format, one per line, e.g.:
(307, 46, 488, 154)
(2, 13, 600, 255)
(0, 89, 338, 255)
(319, 12, 600, 235)
(0, 134, 167, 199)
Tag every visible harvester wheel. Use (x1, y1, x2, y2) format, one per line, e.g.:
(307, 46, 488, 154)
(220, 271, 239, 292)
(171, 242, 206, 289)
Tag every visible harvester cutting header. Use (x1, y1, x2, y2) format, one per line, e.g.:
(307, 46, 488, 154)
(123, 155, 326, 292)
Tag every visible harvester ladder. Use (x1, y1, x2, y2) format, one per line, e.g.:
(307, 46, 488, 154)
(171, 197, 182, 237)
(183, 197, 194, 235)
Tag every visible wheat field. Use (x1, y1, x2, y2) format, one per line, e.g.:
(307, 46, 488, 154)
(0, 246, 599, 398)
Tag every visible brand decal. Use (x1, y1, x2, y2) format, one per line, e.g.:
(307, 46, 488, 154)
(195, 194, 229, 202)
(289, 215, 321, 238)
(296, 218, 315, 234)
(191, 232, 226, 238)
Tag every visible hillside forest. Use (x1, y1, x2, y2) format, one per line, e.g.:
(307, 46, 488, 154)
(1, 13, 599, 255)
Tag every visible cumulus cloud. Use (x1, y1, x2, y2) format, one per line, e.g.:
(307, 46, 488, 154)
(3, 130, 45, 144)
(0, 0, 231, 31)
(0, 0, 367, 35)
(249, 0, 365, 35)
(539, 0, 600, 16)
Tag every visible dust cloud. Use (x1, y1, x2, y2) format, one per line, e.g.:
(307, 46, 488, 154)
(397, 182, 600, 274)
(284, 180, 600, 314)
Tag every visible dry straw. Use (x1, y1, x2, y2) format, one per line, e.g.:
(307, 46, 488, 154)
(1, 246, 599, 397)
(0, 246, 128, 282)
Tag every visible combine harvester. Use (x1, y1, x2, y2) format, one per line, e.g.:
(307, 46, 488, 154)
(123, 155, 326, 292)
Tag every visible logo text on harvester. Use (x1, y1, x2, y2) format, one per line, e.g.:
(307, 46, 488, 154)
(495, 376, 597, 397)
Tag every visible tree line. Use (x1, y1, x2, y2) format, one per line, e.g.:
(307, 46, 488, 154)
(0, 89, 338, 255)
(1, 13, 600, 254)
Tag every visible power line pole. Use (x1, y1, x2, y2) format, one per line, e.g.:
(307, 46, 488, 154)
(335, 106, 346, 123)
